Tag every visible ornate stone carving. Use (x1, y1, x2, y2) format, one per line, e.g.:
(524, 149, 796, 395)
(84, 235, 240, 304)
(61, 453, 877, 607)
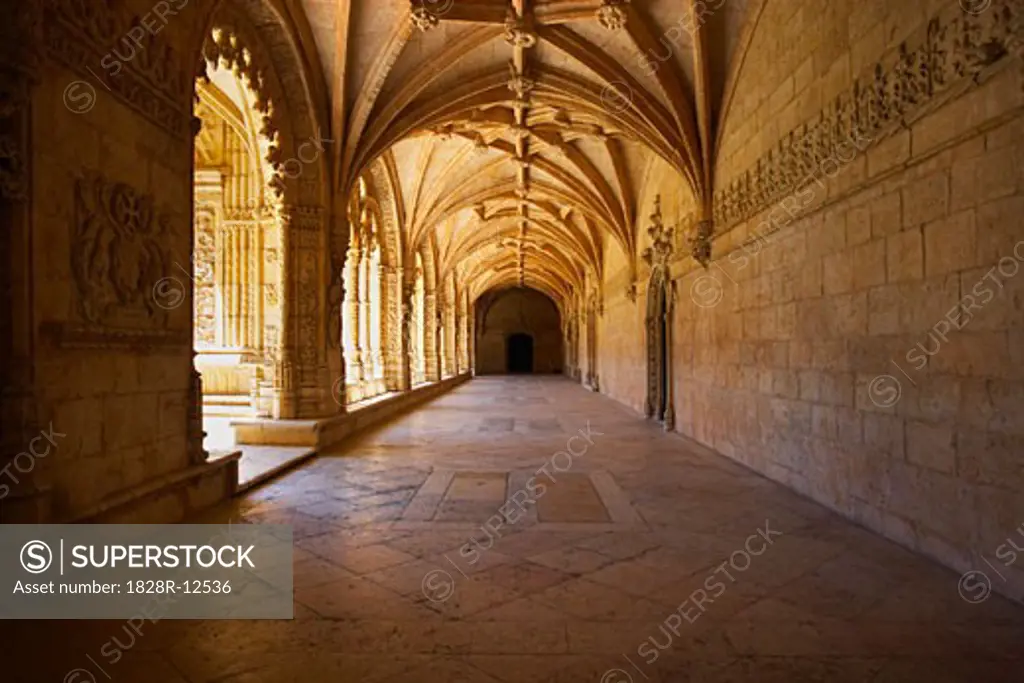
(283, 205, 323, 368)
(71, 172, 178, 328)
(597, 0, 630, 31)
(689, 219, 713, 269)
(45, 0, 190, 137)
(507, 62, 536, 99)
(411, 3, 440, 32)
(201, 24, 286, 197)
(640, 196, 674, 270)
(713, 0, 1024, 228)
(504, 10, 538, 48)
(401, 281, 415, 354)
(193, 212, 217, 345)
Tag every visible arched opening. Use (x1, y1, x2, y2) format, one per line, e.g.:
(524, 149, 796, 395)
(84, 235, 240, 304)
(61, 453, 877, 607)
(342, 175, 394, 404)
(475, 287, 561, 375)
(193, 52, 281, 450)
(506, 333, 534, 373)
(189, 0, 331, 466)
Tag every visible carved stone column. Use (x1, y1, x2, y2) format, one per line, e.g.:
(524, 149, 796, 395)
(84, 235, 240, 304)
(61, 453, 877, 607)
(189, 117, 209, 462)
(343, 246, 363, 385)
(453, 305, 462, 375)
(447, 299, 458, 376)
(358, 253, 372, 382)
(400, 279, 414, 391)
(467, 300, 476, 375)
(327, 201, 349, 411)
(459, 297, 470, 372)
(437, 302, 449, 378)
(383, 262, 401, 390)
(424, 292, 440, 381)
(274, 205, 326, 418)
(0, 2, 52, 522)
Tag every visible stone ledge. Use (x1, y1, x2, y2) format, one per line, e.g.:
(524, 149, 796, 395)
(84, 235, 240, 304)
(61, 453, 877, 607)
(236, 447, 317, 494)
(232, 417, 321, 447)
(70, 450, 241, 524)
(232, 373, 472, 451)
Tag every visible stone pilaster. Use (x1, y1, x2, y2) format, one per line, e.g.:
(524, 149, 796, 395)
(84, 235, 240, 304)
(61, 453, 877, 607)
(383, 263, 401, 391)
(275, 204, 327, 418)
(344, 247, 363, 385)
(440, 302, 454, 377)
(400, 278, 414, 391)
(424, 293, 440, 381)
(359, 254, 372, 381)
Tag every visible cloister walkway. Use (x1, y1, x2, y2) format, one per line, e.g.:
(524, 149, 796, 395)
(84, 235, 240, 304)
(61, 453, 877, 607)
(11, 377, 1024, 682)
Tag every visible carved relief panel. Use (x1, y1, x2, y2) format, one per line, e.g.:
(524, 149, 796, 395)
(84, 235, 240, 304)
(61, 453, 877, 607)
(193, 210, 217, 345)
(71, 171, 179, 330)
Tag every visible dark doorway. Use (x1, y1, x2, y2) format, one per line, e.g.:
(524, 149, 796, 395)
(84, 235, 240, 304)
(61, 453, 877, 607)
(507, 333, 534, 373)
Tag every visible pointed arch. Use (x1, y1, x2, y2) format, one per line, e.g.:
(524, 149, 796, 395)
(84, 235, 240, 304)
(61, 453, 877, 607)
(191, 0, 334, 420)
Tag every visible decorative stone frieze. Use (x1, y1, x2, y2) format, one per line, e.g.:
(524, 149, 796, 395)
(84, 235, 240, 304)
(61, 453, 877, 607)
(713, 0, 1024, 228)
(45, 0, 190, 137)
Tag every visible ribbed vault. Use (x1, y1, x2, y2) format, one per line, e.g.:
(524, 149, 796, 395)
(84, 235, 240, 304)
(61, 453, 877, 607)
(301, 0, 750, 312)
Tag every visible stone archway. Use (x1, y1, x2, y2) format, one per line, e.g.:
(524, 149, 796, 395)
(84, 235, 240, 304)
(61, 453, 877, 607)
(192, 0, 331, 425)
(192, 65, 279, 439)
(366, 160, 404, 392)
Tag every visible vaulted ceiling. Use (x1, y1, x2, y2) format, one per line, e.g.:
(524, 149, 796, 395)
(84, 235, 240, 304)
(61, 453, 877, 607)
(301, 0, 752, 306)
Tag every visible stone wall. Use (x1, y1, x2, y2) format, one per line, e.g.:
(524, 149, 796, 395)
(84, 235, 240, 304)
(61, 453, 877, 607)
(670, 0, 1024, 599)
(0, 0, 335, 523)
(475, 288, 563, 374)
(598, 161, 695, 413)
(26, 0, 200, 520)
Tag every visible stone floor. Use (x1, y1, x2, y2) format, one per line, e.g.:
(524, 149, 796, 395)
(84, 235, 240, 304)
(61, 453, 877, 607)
(11, 376, 1024, 682)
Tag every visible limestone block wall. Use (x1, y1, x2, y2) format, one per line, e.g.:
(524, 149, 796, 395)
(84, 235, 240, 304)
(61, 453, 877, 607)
(671, 0, 1024, 598)
(28, 1, 199, 519)
(475, 288, 563, 374)
(4, 0, 336, 522)
(598, 167, 695, 413)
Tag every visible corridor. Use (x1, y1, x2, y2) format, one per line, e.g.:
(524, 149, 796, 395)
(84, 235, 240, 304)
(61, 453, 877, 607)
(12, 378, 1023, 682)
